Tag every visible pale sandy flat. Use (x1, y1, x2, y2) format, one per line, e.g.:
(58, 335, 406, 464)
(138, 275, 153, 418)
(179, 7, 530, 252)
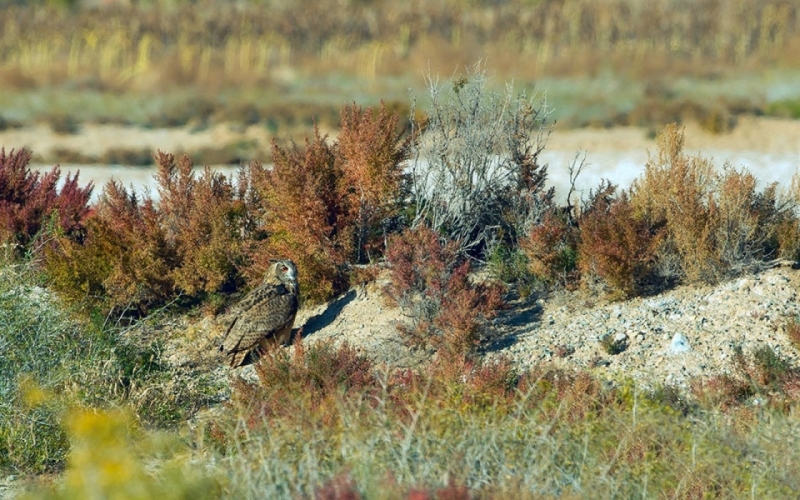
(2, 117, 797, 200)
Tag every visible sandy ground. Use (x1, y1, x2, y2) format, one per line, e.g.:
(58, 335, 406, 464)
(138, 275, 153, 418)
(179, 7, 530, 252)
(2, 116, 798, 199)
(547, 116, 800, 154)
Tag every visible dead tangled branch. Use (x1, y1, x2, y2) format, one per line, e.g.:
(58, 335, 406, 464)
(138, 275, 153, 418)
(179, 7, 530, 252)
(409, 65, 553, 259)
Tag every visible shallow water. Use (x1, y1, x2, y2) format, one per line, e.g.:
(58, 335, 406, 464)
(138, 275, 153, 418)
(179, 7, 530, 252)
(32, 149, 798, 204)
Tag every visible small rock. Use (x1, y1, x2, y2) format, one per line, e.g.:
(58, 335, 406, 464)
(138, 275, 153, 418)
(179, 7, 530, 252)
(669, 333, 691, 355)
(614, 332, 628, 343)
(635, 332, 645, 342)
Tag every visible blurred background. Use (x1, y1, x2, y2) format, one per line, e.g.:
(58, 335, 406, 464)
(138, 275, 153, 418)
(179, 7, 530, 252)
(0, 0, 798, 194)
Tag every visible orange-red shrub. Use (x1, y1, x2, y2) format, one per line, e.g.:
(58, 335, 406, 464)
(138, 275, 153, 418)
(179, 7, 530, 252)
(249, 129, 353, 304)
(154, 152, 251, 295)
(46, 181, 176, 315)
(231, 340, 376, 426)
(41, 102, 410, 314)
(249, 103, 409, 303)
(314, 473, 362, 500)
(45, 152, 253, 315)
(338, 102, 410, 263)
(787, 316, 800, 350)
(519, 210, 578, 286)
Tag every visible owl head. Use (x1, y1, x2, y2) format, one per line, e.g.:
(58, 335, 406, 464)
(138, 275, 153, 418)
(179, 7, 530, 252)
(268, 259, 298, 286)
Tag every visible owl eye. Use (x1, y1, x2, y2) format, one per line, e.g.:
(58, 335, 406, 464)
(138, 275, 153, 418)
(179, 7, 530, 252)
(282, 266, 289, 273)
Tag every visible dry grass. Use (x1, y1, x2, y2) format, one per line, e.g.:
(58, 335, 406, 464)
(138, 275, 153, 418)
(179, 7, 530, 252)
(1, 0, 796, 91)
(0, 0, 798, 134)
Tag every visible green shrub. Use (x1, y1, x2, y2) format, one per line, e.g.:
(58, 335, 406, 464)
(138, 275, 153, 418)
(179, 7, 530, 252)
(487, 243, 536, 296)
(1, 257, 226, 474)
(0, 261, 104, 473)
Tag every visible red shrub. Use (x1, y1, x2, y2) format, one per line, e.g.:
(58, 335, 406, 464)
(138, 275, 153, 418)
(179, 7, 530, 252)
(45, 181, 176, 314)
(154, 152, 251, 295)
(315, 473, 362, 500)
(231, 340, 376, 429)
(406, 480, 471, 500)
(45, 152, 252, 315)
(519, 210, 578, 285)
(787, 316, 800, 350)
(578, 185, 661, 298)
(0, 147, 92, 251)
(386, 225, 505, 359)
(249, 103, 409, 303)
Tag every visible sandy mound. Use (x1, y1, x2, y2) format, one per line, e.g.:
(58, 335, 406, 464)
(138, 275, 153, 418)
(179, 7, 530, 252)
(144, 263, 800, 393)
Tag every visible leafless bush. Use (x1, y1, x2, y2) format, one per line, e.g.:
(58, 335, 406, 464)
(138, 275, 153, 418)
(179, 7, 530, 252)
(408, 65, 553, 258)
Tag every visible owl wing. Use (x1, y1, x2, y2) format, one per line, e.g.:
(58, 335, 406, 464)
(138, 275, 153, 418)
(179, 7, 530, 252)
(220, 284, 299, 363)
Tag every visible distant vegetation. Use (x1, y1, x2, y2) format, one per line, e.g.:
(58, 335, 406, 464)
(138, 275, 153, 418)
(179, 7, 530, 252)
(0, 0, 798, 141)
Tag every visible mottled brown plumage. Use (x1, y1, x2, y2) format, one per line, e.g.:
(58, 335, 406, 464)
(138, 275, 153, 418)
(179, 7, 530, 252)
(220, 260, 299, 367)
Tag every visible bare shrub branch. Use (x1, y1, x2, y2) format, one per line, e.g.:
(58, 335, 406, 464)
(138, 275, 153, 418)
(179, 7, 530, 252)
(409, 65, 552, 258)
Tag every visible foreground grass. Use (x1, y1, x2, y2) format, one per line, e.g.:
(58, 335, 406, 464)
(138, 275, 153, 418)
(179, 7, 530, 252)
(0, 258, 224, 475)
(11, 337, 800, 499)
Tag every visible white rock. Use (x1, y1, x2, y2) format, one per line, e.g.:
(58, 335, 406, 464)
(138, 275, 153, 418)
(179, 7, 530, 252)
(669, 333, 691, 355)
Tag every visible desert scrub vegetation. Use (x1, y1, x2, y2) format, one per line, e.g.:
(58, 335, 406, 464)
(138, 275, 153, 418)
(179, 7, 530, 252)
(408, 66, 552, 258)
(249, 102, 409, 303)
(38, 101, 409, 314)
(44, 151, 256, 316)
(22, 340, 800, 499)
(561, 125, 800, 298)
(577, 184, 661, 299)
(626, 124, 800, 285)
(2, 75, 797, 319)
(785, 315, 800, 351)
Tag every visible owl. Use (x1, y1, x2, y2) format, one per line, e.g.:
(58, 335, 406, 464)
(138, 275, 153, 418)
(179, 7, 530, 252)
(219, 259, 300, 367)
